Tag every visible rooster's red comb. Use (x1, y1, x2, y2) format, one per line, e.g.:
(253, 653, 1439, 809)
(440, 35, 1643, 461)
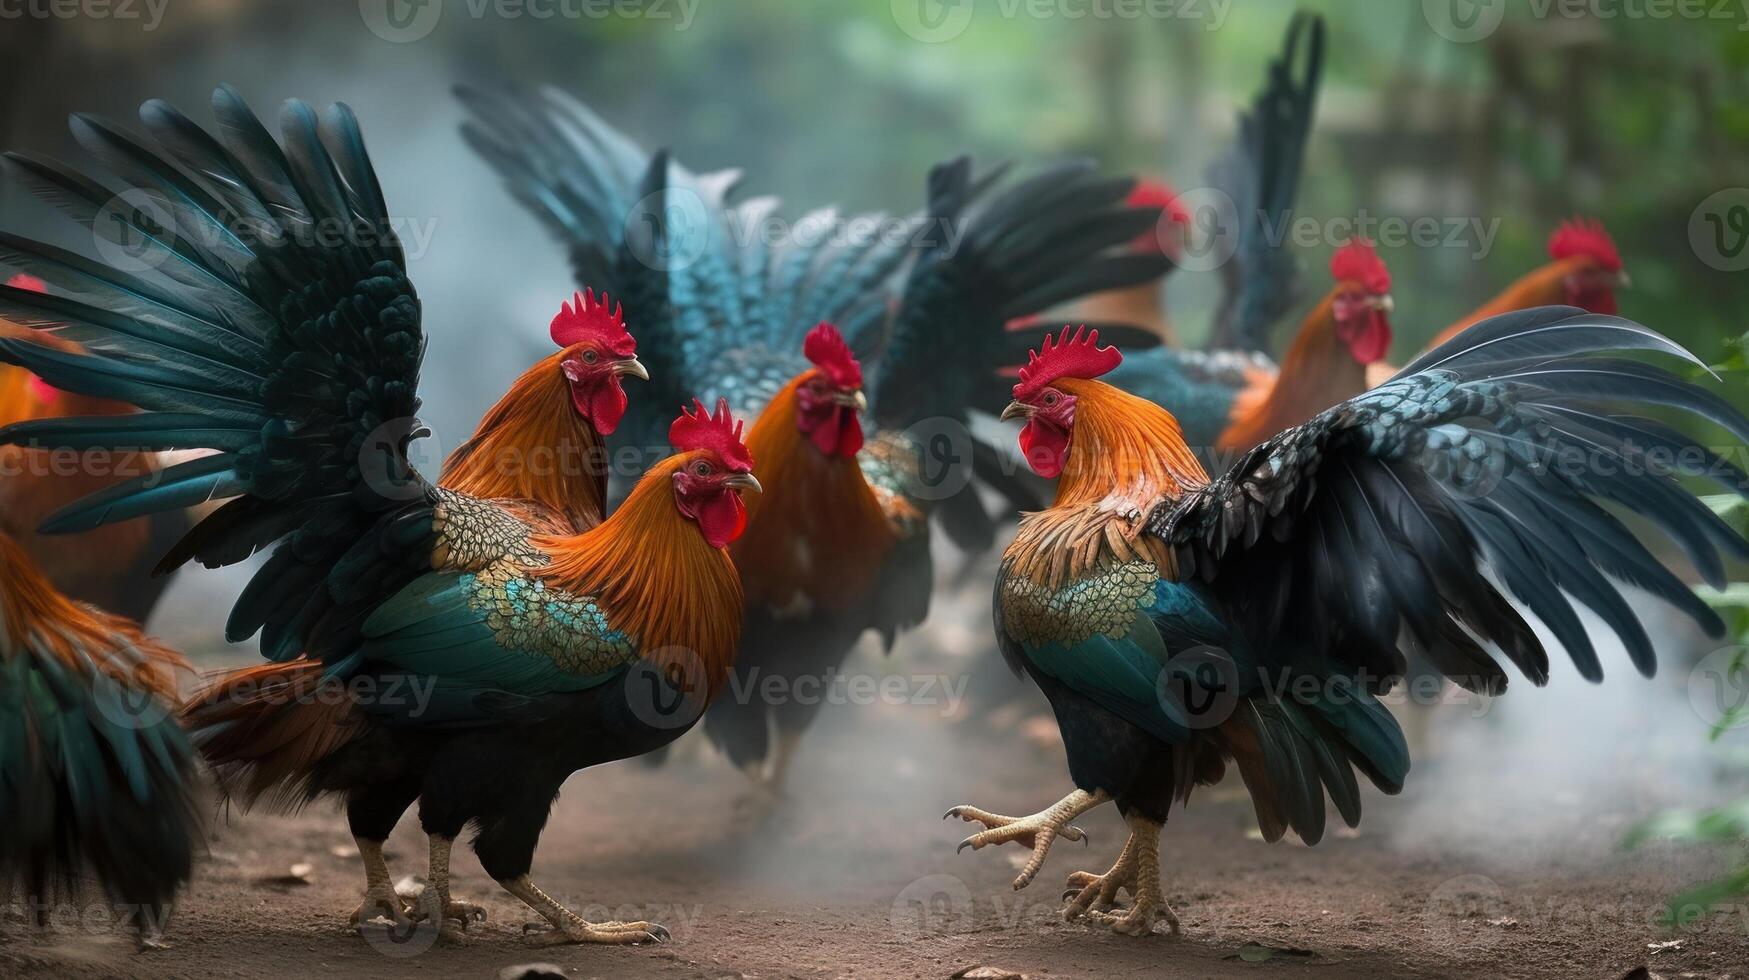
(551, 288, 636, 356)
(1126, 180, 1190, 257)
(1330, 238, 1390, 295)
(670, 397, 754, 473)
(1127, 180, 1190, 222)
(1548, 217, 1621, 272)
(6, 273, 46, 293)
(1012, 325, 1123, 401)
(802, 323, 862, 389)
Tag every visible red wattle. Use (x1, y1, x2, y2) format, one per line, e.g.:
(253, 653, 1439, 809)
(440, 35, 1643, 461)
(1346, 312, 1392, 365)
(1018, 419, 1068, 479)
(1570, 286, 1617, 316)
(577, 379, 628, 436)
(803, 406, 863, 458)
(697, 490, 748, 549)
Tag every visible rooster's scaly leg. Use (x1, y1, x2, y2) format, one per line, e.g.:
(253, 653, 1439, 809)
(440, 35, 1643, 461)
(946, 789, 1109, 889)
(500, 876, 670, 946)
(348, 838, 411, 929)
(1076, 812, 1180, 937)
(408, 834, 487, 942)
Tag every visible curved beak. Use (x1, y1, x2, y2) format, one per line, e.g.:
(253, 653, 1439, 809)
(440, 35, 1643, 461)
(613, 356, 650, 381)
(724, 472, 763, 494)
(999, 400, 1034, 424)
(1369, 294, 1395, 313)
(831, 389, 868, 412)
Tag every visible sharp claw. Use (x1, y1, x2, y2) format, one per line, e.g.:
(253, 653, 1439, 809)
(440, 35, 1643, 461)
(650, 924, 672, 942)
(943, 808, 959, 820)
(957, 837, 974, 853)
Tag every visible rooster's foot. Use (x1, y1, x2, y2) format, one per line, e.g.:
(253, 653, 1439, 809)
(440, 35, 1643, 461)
(1081, 897, 1181, 937)
(1062, 834, 1138, 918)
(407, 888, 486, 944)
(349, 884, 412, 930)
(1068, 813, 1180, 938)
(946, 789, 1108, 890)
(523, 919, 671, 946)
(503, 875, 670, 947)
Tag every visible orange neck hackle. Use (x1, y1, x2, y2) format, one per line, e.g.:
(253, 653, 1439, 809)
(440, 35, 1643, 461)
(440, 350, 608, 530)
(1050, 378, 1207, 511)
(1218, 290, 1365, 454)
(531, 450, 743, 696)
(1427, 256, 1592, 350)
(0, 531, 185, 697)
(731, 372, 895, 610)
(1005, 378, 1202, 587)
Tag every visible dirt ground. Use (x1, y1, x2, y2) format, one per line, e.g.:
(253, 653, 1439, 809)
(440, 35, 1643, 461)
(3, 642, 1745, 980)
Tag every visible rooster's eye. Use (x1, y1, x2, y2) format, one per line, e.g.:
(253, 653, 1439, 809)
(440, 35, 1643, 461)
(1043, 392, 1058, 406)
(693, 461, 712, 477)
(582, 350, 599, 364)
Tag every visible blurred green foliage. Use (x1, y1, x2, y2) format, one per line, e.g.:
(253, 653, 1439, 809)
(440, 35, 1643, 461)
(532, 0, 1748, 371)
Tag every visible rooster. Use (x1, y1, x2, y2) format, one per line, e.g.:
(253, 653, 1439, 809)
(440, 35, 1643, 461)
(0, 88, 757, 947)
(1104, 238, 1392, 457)
(1367, 218, 1628, 388)
(1435, 217, 1626, 343)
(458, 88, 1172, 809)
(996, 13, 1336, 463)
(0, 529, 198, 947)
(949, 316, 1749, 936)
(0, 273, 190, 625)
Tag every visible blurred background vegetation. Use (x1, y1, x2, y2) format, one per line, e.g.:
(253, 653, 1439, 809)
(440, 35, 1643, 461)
(1, 0, 1744, 416)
